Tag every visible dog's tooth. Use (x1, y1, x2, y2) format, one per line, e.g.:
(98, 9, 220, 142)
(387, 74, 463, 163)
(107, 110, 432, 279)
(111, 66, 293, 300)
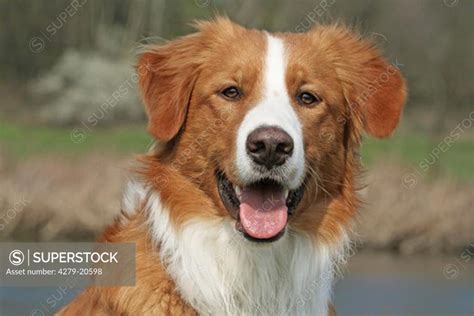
(235, 186, 241, 197)
(284, 189, 289, 199)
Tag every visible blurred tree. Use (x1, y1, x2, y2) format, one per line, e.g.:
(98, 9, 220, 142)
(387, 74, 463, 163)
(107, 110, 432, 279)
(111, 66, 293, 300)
(0, 0, 472, 130)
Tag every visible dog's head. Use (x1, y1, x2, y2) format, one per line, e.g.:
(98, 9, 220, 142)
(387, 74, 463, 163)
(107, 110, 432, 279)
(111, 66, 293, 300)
(137, 18, 406, 243)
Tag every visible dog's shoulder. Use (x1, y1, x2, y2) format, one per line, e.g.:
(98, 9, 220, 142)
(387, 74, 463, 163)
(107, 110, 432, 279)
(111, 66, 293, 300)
(58, 189, 198, 315)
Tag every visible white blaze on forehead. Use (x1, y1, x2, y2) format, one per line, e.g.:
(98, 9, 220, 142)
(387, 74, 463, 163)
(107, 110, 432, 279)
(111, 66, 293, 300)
(266, 35, 287, 99)
(236, 34, 305, 189)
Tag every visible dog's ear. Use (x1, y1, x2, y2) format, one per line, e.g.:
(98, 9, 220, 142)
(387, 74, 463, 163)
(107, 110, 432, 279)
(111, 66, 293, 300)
(313, 26, 407, 138)
(137, 33, 203, 141)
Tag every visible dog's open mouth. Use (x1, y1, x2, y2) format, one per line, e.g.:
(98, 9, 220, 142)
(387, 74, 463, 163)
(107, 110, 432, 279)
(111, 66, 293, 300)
(217, 171, 304, 242)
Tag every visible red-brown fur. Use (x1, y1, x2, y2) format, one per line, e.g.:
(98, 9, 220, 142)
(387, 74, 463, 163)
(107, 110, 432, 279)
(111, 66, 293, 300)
(59, 17, 406, 315)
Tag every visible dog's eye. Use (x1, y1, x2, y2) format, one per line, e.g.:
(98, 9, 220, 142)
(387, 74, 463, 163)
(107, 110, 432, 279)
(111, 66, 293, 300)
(220, 86, 241, 100)
(297, 92, 321, 107)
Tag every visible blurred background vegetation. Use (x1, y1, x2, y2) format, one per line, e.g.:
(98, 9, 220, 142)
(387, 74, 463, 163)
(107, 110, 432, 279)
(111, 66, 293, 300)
(0, 0, 473, 250)
(1, 0, 473, 127)
(0, 1, 473, 315)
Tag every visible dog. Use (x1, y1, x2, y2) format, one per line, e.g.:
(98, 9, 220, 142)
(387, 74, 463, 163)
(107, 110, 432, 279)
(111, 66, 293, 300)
(59, 17, 406, 315)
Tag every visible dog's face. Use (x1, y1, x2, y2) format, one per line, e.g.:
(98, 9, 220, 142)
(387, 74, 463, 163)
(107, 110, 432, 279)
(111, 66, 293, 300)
(138, 18, 406, 243)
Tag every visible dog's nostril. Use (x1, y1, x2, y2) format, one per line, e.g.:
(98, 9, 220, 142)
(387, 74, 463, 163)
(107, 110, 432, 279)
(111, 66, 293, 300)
(277, 142, 293, 156)
(248, 140, 265, 153)
(246, 126, 294, 169)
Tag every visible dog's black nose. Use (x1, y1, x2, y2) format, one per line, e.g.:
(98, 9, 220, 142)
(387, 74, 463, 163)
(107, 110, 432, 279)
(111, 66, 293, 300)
(246, 126, 294, 169)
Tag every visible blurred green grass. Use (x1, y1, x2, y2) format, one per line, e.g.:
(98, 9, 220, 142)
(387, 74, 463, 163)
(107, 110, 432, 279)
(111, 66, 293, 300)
(0, 120, 152, 158)
(1, 120, 472, 180)
(362, 134, 473, 181)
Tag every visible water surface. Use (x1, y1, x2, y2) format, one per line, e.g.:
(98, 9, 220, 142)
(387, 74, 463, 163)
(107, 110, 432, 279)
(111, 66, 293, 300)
(1, 252, 472, 315)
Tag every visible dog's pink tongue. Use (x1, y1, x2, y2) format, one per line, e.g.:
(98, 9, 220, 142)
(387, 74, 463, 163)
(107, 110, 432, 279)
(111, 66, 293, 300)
(239, 186, 287, 239)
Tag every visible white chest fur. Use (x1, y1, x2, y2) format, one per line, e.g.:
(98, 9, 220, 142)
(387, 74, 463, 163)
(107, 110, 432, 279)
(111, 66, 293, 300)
(122, 182, 348, 315)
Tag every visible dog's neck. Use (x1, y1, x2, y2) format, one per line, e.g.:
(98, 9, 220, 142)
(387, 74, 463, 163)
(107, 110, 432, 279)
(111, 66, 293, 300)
(122, 179, 349, 315)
